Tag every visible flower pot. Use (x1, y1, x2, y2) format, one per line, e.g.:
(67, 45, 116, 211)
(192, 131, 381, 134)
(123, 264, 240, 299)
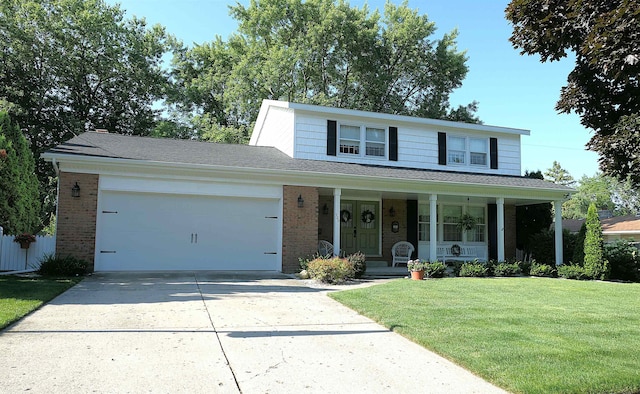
(411, 270, 425, 280)
(19, 241, 31, 249)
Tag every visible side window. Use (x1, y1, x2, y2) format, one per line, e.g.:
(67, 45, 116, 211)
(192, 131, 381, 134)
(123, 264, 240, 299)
(447, 136, 466, 164)
(470, 138, 488, 166)
(365, 127, 385, 157)
(339, 125, 360, 155)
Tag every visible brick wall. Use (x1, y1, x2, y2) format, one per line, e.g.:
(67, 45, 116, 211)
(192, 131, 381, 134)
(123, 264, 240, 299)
(318, 195, 333, 242)
(282, 186, 318, 273)
(381, 199, 407, 264)
(505, 204, 517, 260)
(56, 172, 99, 271)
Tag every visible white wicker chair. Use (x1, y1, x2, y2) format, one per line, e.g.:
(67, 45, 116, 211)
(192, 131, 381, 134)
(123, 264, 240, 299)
(318, 240, 334, 257)
(391, 241, 415, 267)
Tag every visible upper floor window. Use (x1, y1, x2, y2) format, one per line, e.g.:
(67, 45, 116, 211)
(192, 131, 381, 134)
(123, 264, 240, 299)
(447, 136, 488, 166)
(339, 124, 386, 158)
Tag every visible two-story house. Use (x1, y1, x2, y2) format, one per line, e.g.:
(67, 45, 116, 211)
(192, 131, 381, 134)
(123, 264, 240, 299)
(43, 100, 572, 272)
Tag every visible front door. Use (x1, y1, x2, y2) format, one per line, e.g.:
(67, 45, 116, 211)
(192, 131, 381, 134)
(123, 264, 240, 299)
(340, 200, 379, 256)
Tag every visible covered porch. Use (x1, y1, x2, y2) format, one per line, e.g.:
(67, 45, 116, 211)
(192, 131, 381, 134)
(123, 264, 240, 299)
(316, 188, 565, 266)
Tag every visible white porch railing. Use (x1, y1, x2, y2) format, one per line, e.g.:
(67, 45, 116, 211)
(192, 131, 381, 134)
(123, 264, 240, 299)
(0, 233, 56, 271)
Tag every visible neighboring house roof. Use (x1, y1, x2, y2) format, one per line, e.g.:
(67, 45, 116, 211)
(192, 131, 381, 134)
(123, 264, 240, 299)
(601, 215, 640, 234)
(43, 132, 572, 194)
(561, 219, 585, 233)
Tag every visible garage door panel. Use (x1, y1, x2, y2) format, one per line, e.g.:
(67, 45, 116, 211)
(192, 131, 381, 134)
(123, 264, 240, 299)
(96, 191, 280, 271)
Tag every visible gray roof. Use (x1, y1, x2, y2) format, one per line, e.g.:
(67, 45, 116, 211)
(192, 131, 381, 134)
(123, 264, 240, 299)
(45, 132, 572, 191)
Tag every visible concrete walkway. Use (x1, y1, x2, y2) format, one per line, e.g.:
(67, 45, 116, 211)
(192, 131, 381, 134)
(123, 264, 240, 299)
(0, 272, 508, 393)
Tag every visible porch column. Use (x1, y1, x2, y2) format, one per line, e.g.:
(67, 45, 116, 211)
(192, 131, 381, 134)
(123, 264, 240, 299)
(333, 188, 341, 256)
(554, 200, 564, 265)
(429, 194, 437, 262)
(497, 197, 505, 262)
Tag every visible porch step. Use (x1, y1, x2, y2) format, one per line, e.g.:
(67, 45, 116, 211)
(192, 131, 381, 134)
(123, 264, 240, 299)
(366, 260, 389, 268)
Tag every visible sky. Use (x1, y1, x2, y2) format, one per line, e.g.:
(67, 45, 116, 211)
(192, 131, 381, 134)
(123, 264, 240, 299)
(107, 0, 601, 179)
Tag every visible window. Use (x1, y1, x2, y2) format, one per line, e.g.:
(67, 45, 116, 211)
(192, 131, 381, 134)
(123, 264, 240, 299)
(366, 127, 385, 157)
(469, 138, 487, 166)
(339, 125, 360, 155)
(466, 206, 486, 242)
(447, 136, 466, 164)
(418, 204, 430, 241)
(443, 205, 462, 242)
(447, 136, 489, 167)
(338, 124, 386, 157)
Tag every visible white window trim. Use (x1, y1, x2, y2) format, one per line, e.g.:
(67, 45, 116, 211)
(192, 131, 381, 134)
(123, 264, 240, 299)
(447, 135, 489, 168)
(338, 123, 388, 160)
(418, 202, 487, 244)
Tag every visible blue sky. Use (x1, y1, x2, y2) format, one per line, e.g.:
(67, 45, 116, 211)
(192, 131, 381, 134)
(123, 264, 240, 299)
(109, 0, 600, 179)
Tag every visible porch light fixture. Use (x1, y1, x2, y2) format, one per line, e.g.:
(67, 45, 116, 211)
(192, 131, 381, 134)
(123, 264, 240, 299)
(389, 206, 396, 217)
(322, 203, 329, 215)
(297, 194, 304, 208)
(71, 182, 81, 198)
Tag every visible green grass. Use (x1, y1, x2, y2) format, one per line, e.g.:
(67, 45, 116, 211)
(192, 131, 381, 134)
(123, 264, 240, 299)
(330, 278, 640, 394)
(0, 275, 82, 330)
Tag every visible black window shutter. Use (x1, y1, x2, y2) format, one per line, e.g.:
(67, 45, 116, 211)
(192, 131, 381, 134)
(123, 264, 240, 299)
(389, 126, 398, 161)
(407, 200, 418, 259)
(490, 137, 498, 169)
(437, 132, 447, 165)
(327, 120, 337, 156)
(488, 204, 497, 260)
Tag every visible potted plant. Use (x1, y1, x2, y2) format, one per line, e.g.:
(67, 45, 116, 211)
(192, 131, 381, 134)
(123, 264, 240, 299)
(14, 233, 36, 249)
(458, 213, 476, 231)
(407, 259, 426, 280)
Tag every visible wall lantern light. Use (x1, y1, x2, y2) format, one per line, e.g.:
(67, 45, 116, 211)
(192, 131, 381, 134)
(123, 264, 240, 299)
(297, 194, 304, 208)
(322, 203, 329, 215)
(389, 206, 396, 217)
(71, 182, 81, 198)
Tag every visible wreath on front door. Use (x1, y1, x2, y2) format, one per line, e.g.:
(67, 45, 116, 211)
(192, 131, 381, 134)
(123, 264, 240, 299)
(361, 209, 375, 224)
(451, 244, 462, 256)
(340, 209, 352, 223)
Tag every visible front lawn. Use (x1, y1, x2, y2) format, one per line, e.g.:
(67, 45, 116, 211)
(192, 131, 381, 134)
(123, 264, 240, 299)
(0, 275, 82, 330)
(330, 278, 640, 394)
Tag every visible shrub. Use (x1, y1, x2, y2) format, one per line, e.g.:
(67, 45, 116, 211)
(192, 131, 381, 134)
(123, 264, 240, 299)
(484, 259, 499, 276)
(604, 240, 640, 282)
(518, 260, 532, 276)
(298, 253, 321, 271)
(529, 261, 556, 277)
(558, 264, 588, 280)
(458, 261, 487, 277)
(447, 261, 464, 276)
(573, 222, 587, 265)
(38, 254, 88, 276)
(306, 257, 355, 284)
(583, 203, 609, 280)
(494, 262, 521, 277)
(424, 261, 446, 278)
(346, 251, 366, 279)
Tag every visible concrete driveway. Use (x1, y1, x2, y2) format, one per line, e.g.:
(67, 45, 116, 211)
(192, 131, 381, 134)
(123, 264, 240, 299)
(0, 272, 507, 393)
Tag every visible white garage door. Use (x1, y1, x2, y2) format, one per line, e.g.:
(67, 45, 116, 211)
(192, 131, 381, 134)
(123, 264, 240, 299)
(95, 191, 280, 271)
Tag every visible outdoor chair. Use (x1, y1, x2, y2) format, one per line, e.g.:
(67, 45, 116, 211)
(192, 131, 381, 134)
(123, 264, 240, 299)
(318, 240, 334, 257)
(391, 241, 415, 267)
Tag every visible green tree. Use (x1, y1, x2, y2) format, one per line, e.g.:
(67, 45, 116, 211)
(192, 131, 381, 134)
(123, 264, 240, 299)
(516, 170, 552, 253)
(169, 0, 479, 142)
(0, 0, 174, 222)
(572, 222, 586, 265)
(506, 0, 640, 186)
(583, 203, 609, 280)
(0, 112, 41, 234)
(544, 161, 575, 187)
(563, 173, 640, 219)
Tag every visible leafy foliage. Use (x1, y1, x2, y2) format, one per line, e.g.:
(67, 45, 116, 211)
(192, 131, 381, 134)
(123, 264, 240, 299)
(544, 161, 575, 187)
(583, 203, 609, 280)
(603, 240, 640, 282)
(346, 251, 366, 279)
(493, 262, 521, 277)
(0, 0, 174, 225)
(38, 254, 88, 276)
(529, 261, 556, 277)
(557, 264, 588, 280)
(306, 256, 355, 284)
(0, 112, 41, 234)
(458, 261, 487, 277)
(424, 261, 447, 278)
(562, 173, 640, 219)
(169, 0, 480, 141)
(506, 0, 640, 185)
(572, 222, 587, 265)
(516, 170, 552, 251)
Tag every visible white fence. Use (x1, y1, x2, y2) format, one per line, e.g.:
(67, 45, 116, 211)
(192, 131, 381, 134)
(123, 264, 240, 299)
(0, 233, 56, 271)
